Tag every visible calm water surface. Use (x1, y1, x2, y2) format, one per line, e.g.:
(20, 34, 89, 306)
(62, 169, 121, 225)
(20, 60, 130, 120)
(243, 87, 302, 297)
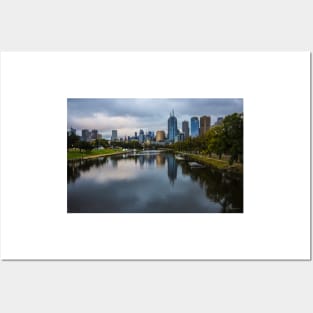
(67, 151, 243, 213)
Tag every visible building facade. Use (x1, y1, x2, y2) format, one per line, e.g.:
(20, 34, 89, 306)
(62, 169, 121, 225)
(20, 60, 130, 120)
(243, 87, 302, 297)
(200, 115, 211, 136)
(190, 117, 199, 138)
(111, 130, 118, 141)
(81, 129, 90, 141)
(174, 133, 184, 143)
(215, 117, 224, 126)
(182, 120, 189, 139)
(168, 110, 178, 142)
(91, 129, 98, 139)
(156, 130, 166, 142)
(138, 129, 145, 143)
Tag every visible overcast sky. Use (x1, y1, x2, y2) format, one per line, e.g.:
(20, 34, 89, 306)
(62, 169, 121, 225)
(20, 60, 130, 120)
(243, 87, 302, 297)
(67, 98, 243, 139)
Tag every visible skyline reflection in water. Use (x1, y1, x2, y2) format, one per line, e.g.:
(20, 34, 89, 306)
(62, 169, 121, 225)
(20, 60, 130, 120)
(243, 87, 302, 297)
(67, 151, 243, 213)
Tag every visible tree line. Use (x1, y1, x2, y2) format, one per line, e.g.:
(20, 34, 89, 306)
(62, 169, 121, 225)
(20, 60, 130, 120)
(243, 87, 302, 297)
(171, 113, 243, 164)
(67, 134, 144, 151)
(67, 135, 110, 152)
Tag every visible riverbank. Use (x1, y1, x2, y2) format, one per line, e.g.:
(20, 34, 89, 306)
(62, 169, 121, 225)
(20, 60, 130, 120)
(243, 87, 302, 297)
(177, 152, 243, 174)
(67, 148, 124, 160)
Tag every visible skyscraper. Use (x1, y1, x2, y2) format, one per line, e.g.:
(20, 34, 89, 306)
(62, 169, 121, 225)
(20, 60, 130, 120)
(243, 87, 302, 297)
(190, 117, 199, 137)
(168, 110, 178, 142)
(82, 129, 90, 141)
(215, 117, 224, 125)
(138, 129, 145, 143)
(156, 130, 166, 142)
(182, 121, 189, 139)
(91, 129, 98, 139)
(111, 130, 118, 141)
(200, 115, 211, 136)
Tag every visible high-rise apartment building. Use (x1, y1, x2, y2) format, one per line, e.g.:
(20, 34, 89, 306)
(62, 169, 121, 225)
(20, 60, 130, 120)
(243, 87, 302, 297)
(182, 121, 189, 139)
(138, 129, 145, 143)
(91, 129, 98, 139)
(200, 115, 211, 136)
(156, 130, 166, 142)
(190, 117, 199, 137)
(111, 130, 118, 141)
(81, 129, 90, 141)
(215, 117, 224, 125)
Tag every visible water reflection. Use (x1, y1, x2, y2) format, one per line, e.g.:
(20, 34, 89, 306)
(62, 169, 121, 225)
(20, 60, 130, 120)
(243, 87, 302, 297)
(67, 157, 108, 184)
(156, 154, 166, 167)
(178, 161, 243, 213)
(68, 151, 243, 213)
(167, 155, 177, 184)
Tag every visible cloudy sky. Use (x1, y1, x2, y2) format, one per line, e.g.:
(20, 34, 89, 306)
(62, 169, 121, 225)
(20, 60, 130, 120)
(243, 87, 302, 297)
(67, 98, 243, 139)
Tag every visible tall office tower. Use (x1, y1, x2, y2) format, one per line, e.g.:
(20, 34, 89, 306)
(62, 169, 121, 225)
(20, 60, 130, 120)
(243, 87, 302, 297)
(134, 131, 138, 139)
(215, 117, 224, 125)
(147, 131, 153, 141)
(82, 129, 90, 141)
(156, 130, 166, 142)
(111, 130, 118, 141)
(138, 134, 144, 143)
(190, 117, 199, 137)
(167, 110, 178, 142)
(91, 129, 98, 139)
(138, 129, 145, 143)
(200, 115, 211, 136)
(182, 121, 189, 139)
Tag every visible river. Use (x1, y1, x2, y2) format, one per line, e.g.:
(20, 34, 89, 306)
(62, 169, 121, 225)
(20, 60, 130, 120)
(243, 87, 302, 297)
(67, 150, 243, 213)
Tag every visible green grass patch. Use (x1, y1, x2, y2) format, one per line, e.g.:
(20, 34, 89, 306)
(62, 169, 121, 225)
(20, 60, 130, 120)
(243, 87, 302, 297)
(179, 152, 243, 174)
(67, 148, 123, 160)
(189, 154, 229, 169)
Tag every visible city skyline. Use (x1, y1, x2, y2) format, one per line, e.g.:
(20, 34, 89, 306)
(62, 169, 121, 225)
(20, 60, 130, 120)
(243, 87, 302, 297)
(68, 98, 243, 139)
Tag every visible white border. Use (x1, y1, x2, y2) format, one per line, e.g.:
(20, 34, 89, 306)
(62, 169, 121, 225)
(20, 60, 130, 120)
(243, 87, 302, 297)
(0, 52, 310, 259)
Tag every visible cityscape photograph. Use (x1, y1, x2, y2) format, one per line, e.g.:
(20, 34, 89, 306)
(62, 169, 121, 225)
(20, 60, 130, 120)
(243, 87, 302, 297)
(67, 98, 243, 213)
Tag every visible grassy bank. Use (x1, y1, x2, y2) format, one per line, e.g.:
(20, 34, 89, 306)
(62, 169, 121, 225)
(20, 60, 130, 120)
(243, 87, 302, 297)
(67, 148, 123, 160)
(178, 152, 243, 174)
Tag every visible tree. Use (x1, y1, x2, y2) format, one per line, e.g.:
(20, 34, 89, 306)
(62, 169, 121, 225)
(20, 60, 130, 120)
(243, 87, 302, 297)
(67, 134, 80, 150)
(206, 125, 224, 159)
(78, 141, 93, 152)
(99, 139, 109, 148)
(222, 113, 243, 163)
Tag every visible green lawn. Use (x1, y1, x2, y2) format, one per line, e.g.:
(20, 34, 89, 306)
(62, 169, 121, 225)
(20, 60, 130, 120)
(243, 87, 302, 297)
(67, 148, 123, 160)
(179, 152, 243, 173)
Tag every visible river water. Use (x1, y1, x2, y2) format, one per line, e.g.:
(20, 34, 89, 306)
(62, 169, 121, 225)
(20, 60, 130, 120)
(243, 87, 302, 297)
(67, 151, 243, 213)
